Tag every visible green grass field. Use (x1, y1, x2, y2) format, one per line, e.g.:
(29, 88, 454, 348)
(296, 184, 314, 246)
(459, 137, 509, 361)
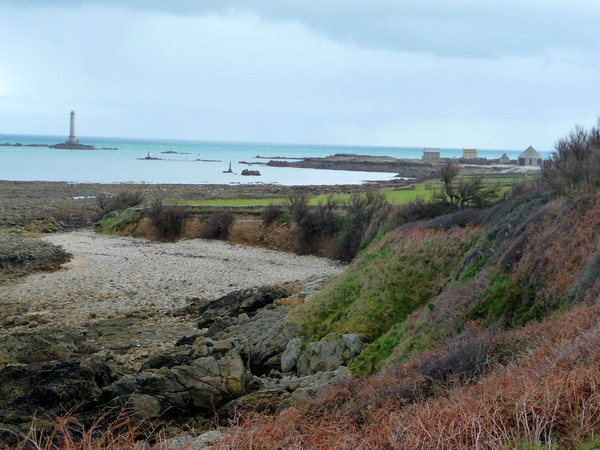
(183, 175, 532, 207)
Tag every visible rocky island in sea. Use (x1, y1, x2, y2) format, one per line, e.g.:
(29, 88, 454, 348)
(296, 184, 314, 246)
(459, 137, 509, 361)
(2, 110, 117, 151)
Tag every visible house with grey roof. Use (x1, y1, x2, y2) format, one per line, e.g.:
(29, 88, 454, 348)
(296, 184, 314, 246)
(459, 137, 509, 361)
(462, 148, 477, 160)
(518, 146, 543, 167)
(422, 148, 440, 160)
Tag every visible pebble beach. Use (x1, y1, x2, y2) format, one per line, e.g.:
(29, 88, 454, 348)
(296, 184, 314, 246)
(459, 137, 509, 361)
(1, 230, 343, 346)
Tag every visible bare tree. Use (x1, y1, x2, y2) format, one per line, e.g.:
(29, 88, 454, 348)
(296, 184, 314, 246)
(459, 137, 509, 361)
(434, 161, 500, 208)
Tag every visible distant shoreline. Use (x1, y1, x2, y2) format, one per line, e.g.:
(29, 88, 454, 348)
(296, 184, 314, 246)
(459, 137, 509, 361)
(0, 142, 118, 150)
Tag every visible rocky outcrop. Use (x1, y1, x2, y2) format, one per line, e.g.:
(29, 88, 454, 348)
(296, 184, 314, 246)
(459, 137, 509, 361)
(91, 337, 249, 426)
(266, 154, 439, 178)
(218, 366, 353, 420)
(0, 281, 365, 444)
(297, 334, 364, 376)
(241, 169, 261, 176)
(225, 306, 302, 374)
(192, 285, 292, 332)
(281, 338, 302, 373)
(0, 233, 71, 277)
(0, 358, 113, 447)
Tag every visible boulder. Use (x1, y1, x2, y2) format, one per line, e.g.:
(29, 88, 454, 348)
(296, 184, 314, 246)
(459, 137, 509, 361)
(297, 334, 363, 376)
(221, 306, 302, 375)
(94, 340, 250, 424)
(218, 366, 353, 421)
(195, 285, 292, 331)
(281, 338, 301, 373)
(0, 357, 113, 440)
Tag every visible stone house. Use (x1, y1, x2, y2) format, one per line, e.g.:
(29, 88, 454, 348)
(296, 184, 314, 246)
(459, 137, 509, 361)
(462, 148, 477, 159)
(499, 153, 511, 164)
(518, 146, 543, 166)
(422, 148, 440, 160)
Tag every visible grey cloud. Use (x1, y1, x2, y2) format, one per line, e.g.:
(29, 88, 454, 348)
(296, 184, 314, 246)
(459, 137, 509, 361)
(4, 0, 600, 57)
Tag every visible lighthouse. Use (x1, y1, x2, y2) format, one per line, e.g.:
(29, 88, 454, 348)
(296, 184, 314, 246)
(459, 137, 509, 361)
(49, 110, 98, 149)
(68, 110, 77, 144)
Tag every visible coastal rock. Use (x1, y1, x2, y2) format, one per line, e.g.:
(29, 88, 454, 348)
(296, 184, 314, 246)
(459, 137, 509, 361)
(221, 305, 302, 375)
(195, 285, 292, 331)
(297, 333, 363, 376)
(281, 338, 301, 373)
(0, 358, 113, 425)
(241, 169, 261, 176)
(218, 366, 353, 421)
(93, 341, 249, 424)
(286, 367, 353, 404)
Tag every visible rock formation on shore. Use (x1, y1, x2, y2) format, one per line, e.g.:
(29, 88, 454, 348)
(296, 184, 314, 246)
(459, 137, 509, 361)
(0, 281, 362, 446)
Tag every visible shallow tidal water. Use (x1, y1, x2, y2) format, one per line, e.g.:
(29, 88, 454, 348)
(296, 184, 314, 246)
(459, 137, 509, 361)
(0, 134, 543, 185)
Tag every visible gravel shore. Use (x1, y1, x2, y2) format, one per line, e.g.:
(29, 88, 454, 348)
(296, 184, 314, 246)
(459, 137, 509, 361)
(1, 230, 343, 338)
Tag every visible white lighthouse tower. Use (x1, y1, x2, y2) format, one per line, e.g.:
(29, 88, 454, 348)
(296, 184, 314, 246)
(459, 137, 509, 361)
(50, 109, 97, 149)
(68, 110, 77, 144)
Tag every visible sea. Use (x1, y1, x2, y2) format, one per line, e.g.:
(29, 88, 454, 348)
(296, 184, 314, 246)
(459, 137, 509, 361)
(0, 134, 552, 186)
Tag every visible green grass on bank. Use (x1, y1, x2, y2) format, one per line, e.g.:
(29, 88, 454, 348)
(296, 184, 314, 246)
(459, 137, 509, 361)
(294, 226, 481, 375)
(183, 185, 434, 207)
(183, 175, 533, 207)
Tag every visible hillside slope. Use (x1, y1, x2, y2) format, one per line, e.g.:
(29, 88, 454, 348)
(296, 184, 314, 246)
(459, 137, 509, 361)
(216, 122, 600, 447)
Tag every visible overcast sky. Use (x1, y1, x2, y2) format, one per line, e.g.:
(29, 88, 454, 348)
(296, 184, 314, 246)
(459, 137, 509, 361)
(1, 1, 599, 150)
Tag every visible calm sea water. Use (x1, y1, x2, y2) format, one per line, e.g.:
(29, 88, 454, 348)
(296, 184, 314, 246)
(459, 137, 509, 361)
(0, 134, 550, 185)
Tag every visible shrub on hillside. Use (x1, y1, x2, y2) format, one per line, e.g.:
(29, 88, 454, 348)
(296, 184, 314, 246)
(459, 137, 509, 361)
(392, 196, 458, 228)
(286, 192, 309, 223)
(261, 203, 283, 226)
(418, 208, 485, 231)
(418, 334, 497, 385)
(297, 196, 340, 242)
(94, 191, 145, 221)
(199, 211, 235, 239)
(433, 160, 501, 208)
(146, 199, 189, 239)
(504, 178, 544, 200)
(543, 120, 600, 190)
(333, 192, 387, 261)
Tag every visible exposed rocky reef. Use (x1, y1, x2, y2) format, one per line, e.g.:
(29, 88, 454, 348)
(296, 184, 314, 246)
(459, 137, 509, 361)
(266, 153, 438, 178)
(0, 280, 362, 446)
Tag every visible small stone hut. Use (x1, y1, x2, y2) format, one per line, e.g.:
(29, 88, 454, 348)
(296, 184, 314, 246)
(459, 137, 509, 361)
(422, 148, 440, 160)
(499, 153, 511, 164)
(462, 148, 477, 159)
(518, 146, 543, 166)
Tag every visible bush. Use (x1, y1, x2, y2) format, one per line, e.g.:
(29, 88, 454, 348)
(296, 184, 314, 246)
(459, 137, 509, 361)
(146, 199, 189, 239)
(112, 191, 145, 210)
(297, 196, 339, 243)
(261, 203, 283, 226)
(504, 178, 544, 200)
(333, 192, 387, 261)
(286, 192, 309, 223)
(418, 334, 497, 385)
(94, 191, 145, 221)
(392, 196, 458, 228)
(418, 208, 484, 230)
(199, 211, 235, 239)
(543, 121, 600, 191)
(433, 161, 501, 208)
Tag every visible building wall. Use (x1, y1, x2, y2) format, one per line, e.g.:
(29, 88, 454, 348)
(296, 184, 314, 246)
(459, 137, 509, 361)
(519, 157, 543, 166)
(422, 151, 440, 160)
(462, 149, 477, 159)
(422, 148, 440, 160)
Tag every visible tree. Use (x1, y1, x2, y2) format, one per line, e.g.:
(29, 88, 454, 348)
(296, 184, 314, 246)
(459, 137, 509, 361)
(433, 160, 500, 208)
